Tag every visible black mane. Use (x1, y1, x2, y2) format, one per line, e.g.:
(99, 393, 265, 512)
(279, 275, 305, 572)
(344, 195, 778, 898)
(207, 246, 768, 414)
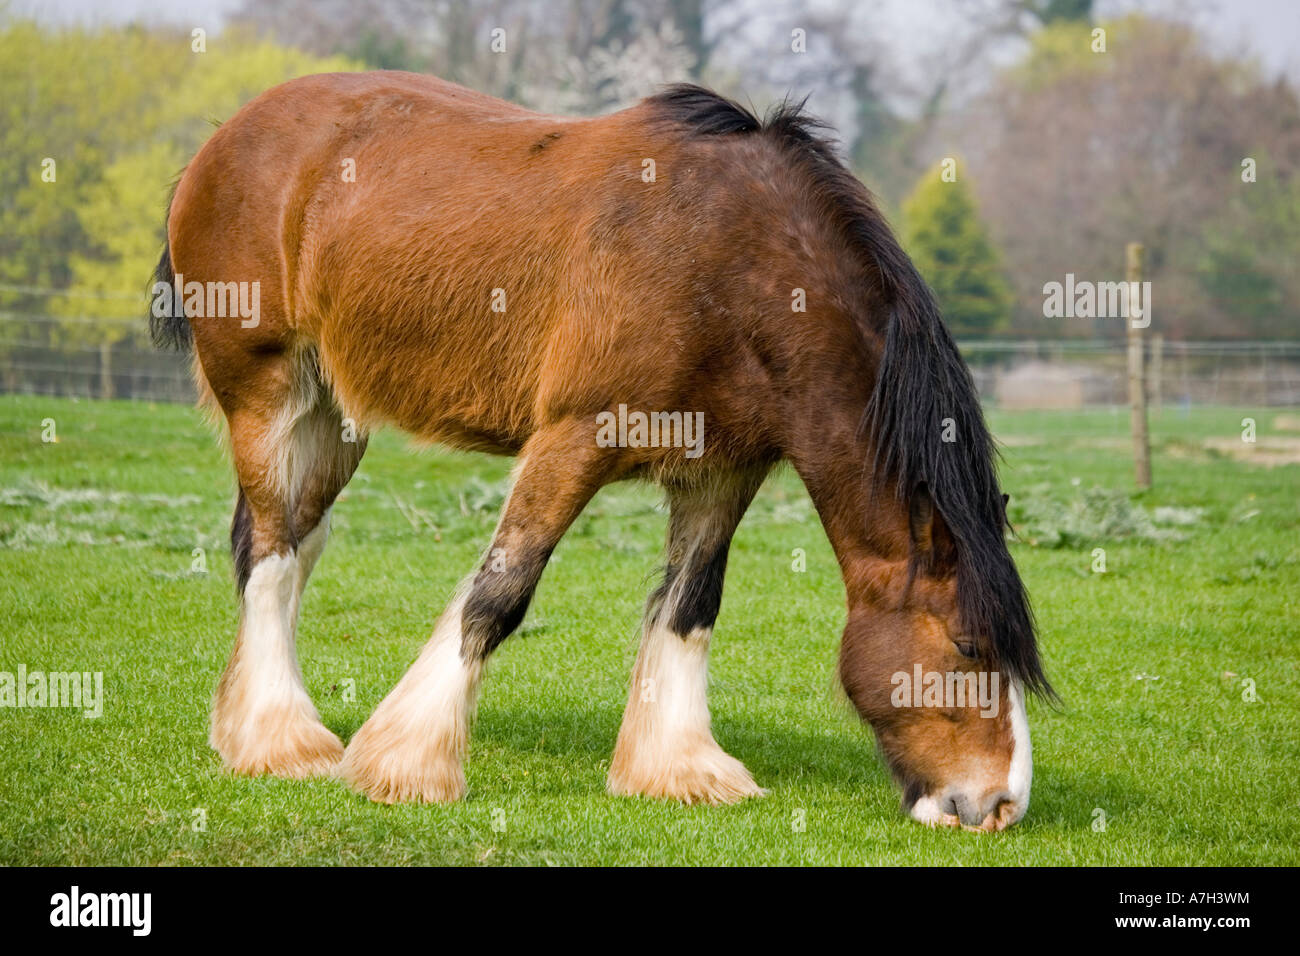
(648, 84, 1053, 699)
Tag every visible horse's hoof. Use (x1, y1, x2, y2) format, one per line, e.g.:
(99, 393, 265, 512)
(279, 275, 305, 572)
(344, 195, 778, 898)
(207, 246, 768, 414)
(211, 709, 344, 779)
(337, 722, 467, 804)
(608, 740, 765, 806)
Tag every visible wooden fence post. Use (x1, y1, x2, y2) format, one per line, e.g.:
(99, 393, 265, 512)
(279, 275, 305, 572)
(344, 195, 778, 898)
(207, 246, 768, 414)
(1126, 242, 1152, 489)
(1151, 332, 1164, 415)
(99, 340, 113, 401)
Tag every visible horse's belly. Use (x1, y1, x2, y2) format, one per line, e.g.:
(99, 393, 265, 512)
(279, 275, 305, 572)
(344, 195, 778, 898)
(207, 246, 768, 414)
(311, 292, 543, 454)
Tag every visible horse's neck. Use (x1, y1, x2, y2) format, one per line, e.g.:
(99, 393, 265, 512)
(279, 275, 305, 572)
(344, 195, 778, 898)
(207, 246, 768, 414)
(787, 406, 913, 591)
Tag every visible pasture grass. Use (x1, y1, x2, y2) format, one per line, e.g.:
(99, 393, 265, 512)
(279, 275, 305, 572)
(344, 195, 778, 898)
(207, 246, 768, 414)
(0, 395, 1296, 865)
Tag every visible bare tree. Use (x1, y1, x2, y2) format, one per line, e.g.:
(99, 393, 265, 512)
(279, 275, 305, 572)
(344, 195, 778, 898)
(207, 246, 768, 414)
(950, 16, 1300, 337)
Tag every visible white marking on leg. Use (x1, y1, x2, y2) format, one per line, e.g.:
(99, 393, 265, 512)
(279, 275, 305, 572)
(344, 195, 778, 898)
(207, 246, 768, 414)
(609, 616, 761, 804)
(297, 509, 330, 582)
(339, 590, 482, 803)
(211, 551, 342, 776)
(627, 620, 713, 757)
(292, 508, 330, 629)
(241, 553, 304, 715)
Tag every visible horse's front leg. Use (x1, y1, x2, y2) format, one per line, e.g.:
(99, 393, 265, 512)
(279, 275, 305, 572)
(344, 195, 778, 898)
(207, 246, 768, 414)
(339, 419, 613, 803)
(608, 468, 769, 805)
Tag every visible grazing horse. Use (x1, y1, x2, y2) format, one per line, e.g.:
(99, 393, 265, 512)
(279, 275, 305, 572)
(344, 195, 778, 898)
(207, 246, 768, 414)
(152, 72, 1051, 830)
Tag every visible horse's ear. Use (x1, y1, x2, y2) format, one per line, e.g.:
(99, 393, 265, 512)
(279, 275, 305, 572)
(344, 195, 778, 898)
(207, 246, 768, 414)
(909, 482, 934, 552)
(910, 482, 956, 568)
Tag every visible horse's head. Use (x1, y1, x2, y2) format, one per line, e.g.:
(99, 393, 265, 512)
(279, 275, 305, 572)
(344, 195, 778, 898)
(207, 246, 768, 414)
(838, 484, 1035, 832)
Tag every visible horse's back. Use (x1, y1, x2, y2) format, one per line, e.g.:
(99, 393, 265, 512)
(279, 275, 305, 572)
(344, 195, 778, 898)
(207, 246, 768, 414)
(169, 72, 763, 457)
(171, 72, 675, 447)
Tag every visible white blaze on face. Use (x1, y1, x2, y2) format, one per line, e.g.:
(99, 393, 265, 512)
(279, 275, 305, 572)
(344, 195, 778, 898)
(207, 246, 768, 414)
(906, 677, 1033, 828)
(1004, 679, 1032, 824)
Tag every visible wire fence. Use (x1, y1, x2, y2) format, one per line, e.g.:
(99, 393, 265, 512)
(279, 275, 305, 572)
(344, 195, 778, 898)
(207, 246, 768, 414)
(0, 313, 193, 403)
(2, 312, 1298, 408)
(962, 338, 1300, 409)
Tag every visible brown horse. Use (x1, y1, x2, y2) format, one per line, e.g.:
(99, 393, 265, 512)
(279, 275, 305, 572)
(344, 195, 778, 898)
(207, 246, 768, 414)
(152, 71, 1051, 830)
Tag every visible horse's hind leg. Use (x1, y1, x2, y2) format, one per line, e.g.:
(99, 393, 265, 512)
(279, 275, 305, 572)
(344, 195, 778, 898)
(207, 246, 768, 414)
(339, 418, 612, 803)
(608, 468, 768, 805)
(211, 354, 366, 778)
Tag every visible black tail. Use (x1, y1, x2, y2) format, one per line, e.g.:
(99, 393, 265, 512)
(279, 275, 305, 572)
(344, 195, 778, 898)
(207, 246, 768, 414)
(148, 194, 192, 351)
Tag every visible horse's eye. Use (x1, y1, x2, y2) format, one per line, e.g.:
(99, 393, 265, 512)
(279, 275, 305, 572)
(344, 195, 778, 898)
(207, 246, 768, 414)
(954, 638, 978, 659)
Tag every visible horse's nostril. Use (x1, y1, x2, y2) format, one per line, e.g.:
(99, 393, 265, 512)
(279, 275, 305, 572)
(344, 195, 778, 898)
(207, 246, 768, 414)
(986, 795, 1024, 830)
(949, 792, 984, 826)
(991, 793, 1017, 817)
(909, 788, 1026, 829)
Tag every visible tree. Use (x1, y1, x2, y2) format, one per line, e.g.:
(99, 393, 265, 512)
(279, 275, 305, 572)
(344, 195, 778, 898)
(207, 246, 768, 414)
(1195, 153, 1300, 340)
(951, 14, 1300, 338)
(1032, 0, 1093, 25)
(901, 161, 1013, 337)
(0, 18, 359, 396)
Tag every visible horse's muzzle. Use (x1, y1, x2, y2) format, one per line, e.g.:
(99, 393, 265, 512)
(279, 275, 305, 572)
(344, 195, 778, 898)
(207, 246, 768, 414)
(907, 787, 1026, 832)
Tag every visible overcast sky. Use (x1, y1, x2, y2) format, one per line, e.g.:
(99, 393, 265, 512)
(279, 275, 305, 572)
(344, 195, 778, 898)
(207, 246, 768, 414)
(12, 0, 1300, 82)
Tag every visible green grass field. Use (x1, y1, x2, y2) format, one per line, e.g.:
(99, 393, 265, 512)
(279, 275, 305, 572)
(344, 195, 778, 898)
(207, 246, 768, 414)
(0, 394, 1296, 865)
